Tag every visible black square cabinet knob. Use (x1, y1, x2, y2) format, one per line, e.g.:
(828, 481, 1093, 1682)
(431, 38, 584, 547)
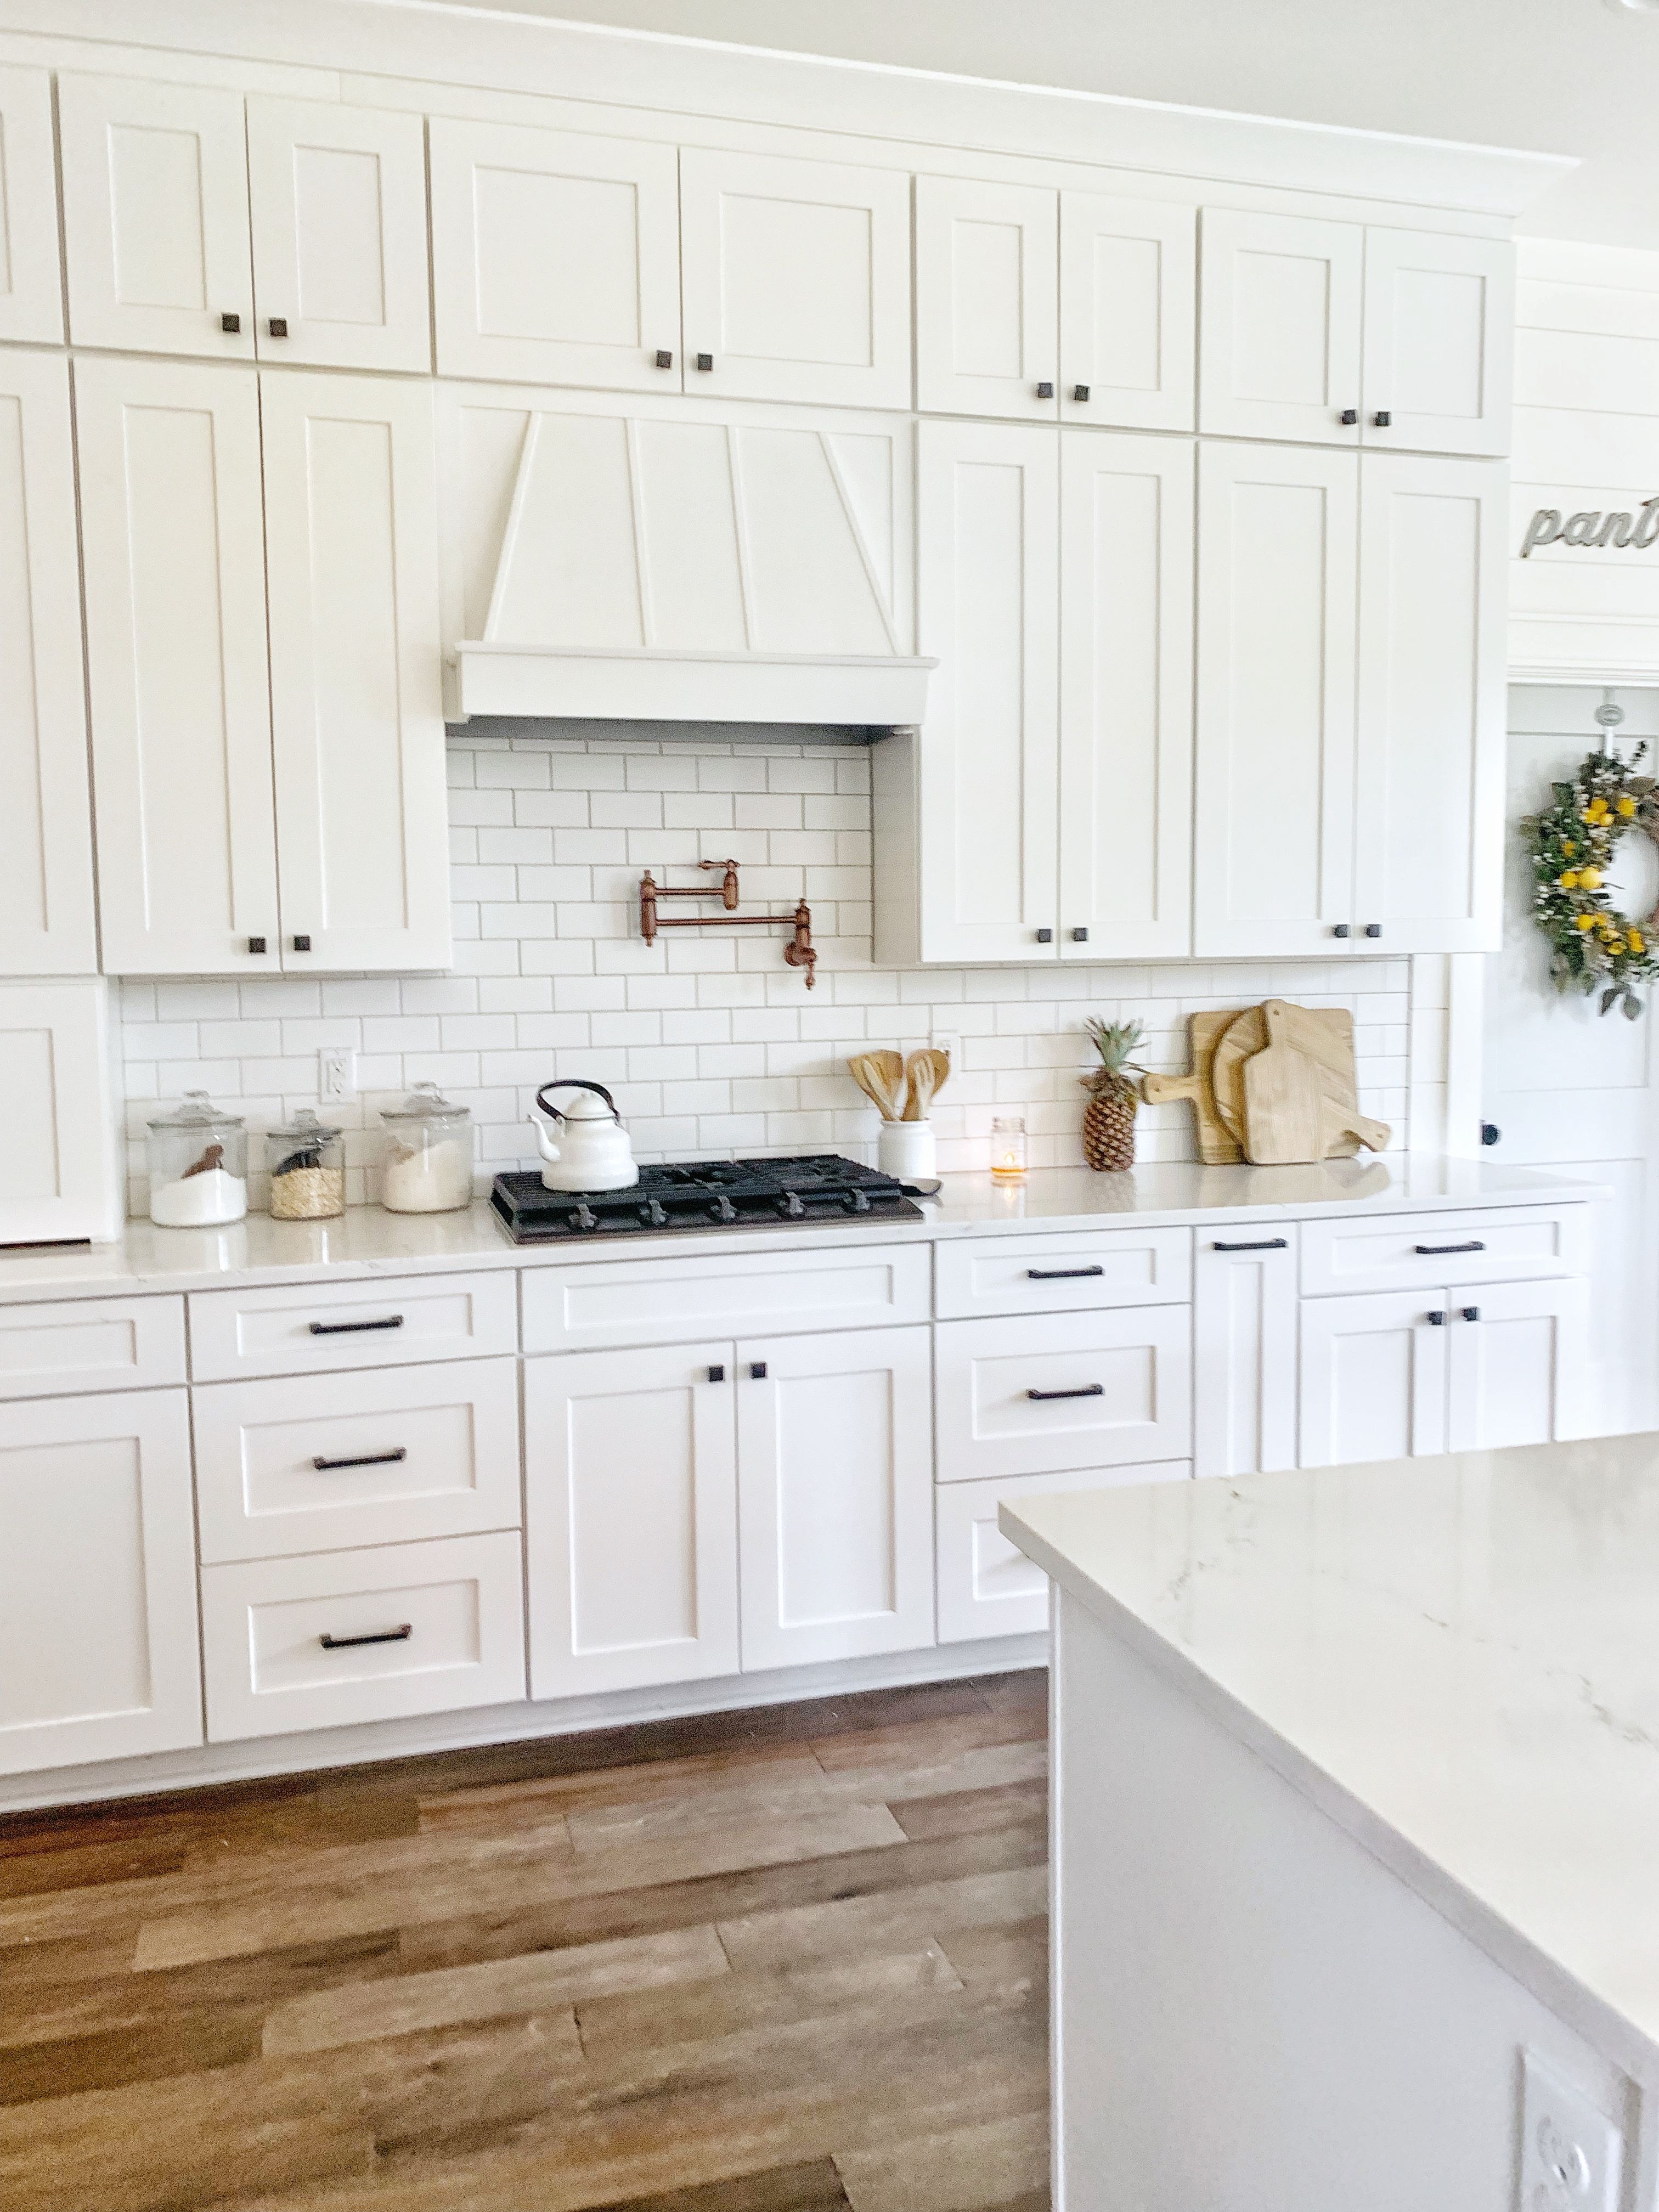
(247, 936, 267, 955)
(1073, 383, 1090, 402)
(220, 312, 241, 333)
(750, 1362, 767, 1379)
(1373, 410, 1392, 427)
(707, 1364, 725, 1383)
(268, 317, 288, 338)
(292, 934, 312, 952)
(696, 352, 714, 371)
(1333, 923, 1351, 939)
(1364, 923, 1382, 939)
(1036, 380, 1054, 399)
(654, 349, 673, 369)
(1071, 927, 1088, 943)
(1339, 408, 1358, 425)
(1035, 927, 1054, 944)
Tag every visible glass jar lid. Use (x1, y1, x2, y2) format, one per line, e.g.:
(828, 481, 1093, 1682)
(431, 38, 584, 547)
(381, 1080, 470, 1125)
(268, 1106, 343, 1148)
(147, 1088, 245, 1133)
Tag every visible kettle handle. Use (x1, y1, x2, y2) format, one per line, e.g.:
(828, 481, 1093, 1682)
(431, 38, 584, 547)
(535, 1080, 621, 1126)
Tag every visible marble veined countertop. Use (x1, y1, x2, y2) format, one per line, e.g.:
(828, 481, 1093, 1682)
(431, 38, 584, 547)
(1005, 1436, 1659, 2078)
(0, 1156, 1596, 1305)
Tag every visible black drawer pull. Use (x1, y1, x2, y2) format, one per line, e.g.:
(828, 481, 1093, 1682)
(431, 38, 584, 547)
(1027, 1265, 1105, 1280)
(312, 1447, 408, 1472)
(1213, 1238, 1288, 1252)
(1027, 1383, 1104, 1402)
(320, 1623, 412, 1651)
(308, 1314, 405, 1336)
(1413, 1241, 1485, 1256)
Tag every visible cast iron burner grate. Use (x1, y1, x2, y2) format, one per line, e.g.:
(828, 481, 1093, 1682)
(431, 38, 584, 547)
(491, 1154, 928, 1242)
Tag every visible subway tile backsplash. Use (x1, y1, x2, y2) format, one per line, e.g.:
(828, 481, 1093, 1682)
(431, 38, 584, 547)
(118, 732, 1414, 1215)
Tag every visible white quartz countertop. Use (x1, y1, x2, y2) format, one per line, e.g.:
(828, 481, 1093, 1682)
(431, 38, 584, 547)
(0, 1157, 1596, 1304)
(1005, 1437, 1659, 2080)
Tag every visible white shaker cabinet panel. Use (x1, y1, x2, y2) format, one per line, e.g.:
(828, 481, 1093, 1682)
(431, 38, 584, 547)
(0, 69, 63, 342)
(77, 356, 280, 976)
(1193, 1227, 1299, 1483)
(430, 119, 681, 390)
(1058, 429, 1194, 960)
(0, 352, 97, 975)
(0, 980, 122, 1244)
(59, 75, 255, 359)
(246, 98, 431, 373)
(524, 1343, 740, 1699)
(262, 374, 450, 973)
(1446, 1278, 1588, 1453)
(1193, 440, 1358, 958)
(1298, 1290, 1448, 1469)
(681, 149, 911, 410)
(1352, 454, 1507, 954)
(1199, 209, 1363, 445)
(1361, 229, 1513, 459)
(915, 176, 1058, 421)
(735, 1325, 934, 1672)
(1060, 193, 1196, 432)
(0, 1389, 201, 1777)
(0, 1295, 185, 1402)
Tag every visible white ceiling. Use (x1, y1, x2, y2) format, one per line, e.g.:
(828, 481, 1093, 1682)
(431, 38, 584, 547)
(435, 0, 1659, 247)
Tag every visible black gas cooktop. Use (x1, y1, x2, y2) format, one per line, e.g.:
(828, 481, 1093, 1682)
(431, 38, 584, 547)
(491, 1154, 928, 1243)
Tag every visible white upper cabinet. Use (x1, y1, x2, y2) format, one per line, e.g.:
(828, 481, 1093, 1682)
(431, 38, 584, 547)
(916, 176, 1059, 420)
(246, 97, 431, 371)
(1361, 228, 1513, 458)
(0, 980, 122, 1245)
(60, 76, 255, 358)
(1060, 192, 1196, 431)
(0, 352, 97, 976)
(76, 356, 280, 975)
(680, 148, 911, 408)
(1199, 208, 1364, 445)
(430, 119, 681, 390)
(1194, 439, 1358, 958)
(263, 374, 450, 972)
(0, 68, 64, 342)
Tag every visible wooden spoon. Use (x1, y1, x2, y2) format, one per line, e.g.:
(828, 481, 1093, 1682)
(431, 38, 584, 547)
(848, 1049, 906, 1121)
(903, 1046, 950, 1121)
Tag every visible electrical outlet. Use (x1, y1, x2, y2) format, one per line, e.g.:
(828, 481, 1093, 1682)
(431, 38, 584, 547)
(930, 1026, 963, 1080)
(318, 1046, 356, 1104)
(1519, 2050, 1623, 2211)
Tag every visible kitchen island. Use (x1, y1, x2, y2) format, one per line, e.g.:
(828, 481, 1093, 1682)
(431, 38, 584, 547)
(1005, 1439, 1659, 2212)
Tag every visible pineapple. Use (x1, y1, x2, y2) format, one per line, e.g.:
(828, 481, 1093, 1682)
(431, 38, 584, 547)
(1081, 1018, 1147, 1173)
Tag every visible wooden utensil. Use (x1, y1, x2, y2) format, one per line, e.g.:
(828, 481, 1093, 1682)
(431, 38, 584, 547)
(902, 1047, 949, 1121)
(848, 1049, 907, 1121)
(1139, 1012, 1244, 1167)
(1211, 1002, 1362, 1159)
(1241, 1002, 1328, 1164)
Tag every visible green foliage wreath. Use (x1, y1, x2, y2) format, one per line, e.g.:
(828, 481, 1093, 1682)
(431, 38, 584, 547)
(1522, 745, 1659, 1019)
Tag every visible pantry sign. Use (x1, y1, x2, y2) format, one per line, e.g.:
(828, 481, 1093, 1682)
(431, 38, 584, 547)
(1521, 499, 1659, 556)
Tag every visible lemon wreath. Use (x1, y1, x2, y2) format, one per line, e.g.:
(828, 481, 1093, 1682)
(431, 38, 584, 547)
(1523, 744, 1659, 1019)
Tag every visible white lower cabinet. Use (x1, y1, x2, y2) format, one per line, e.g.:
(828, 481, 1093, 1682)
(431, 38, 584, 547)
(1193, 1228, 1299, 1482)
(1446, 1278, 1588, 1453)
(0, 1390, 201, 1776)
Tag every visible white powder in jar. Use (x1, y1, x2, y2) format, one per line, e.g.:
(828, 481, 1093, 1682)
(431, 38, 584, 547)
(381, 1133, 472, 1214)
(150, 1166, 247, 1227)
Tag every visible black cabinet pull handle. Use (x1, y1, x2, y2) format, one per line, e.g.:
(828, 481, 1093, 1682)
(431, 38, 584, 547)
(312, 1447, 408, 1471)
(1036, 380, 1054, 398)
(1333, 923, 1350, 939)
(308, 1314, 405, 1336)
(654, 348, 673, 368)
(707, 1363, 725, 1383)
(1212, 1237, 1288, 1252)
(1339, 408, 1358, 425)
(1364, 923, 1382, 939)
(248, 935, 267, 955)
(1071, 927, 1088, 943)
(292, 934, 312, 952)
(696, 352, 714, 371)
(268, 317, 288, 338)
(320, 1623, 412, 1651)
(1027, 1383, 1105, 1402)
(221, 312, 241, 333)
(1072, 383, 1090, 402)
(1462, 1306, 1481, 1322)
(1427, 1310, 1447, 1326)
(1414, 1240, 1485, 1256)
(749, 1361, 767, 1379)
(1373, 410, 1392, 427)
(1036, 927, 1053, 944)
(1028, 1264, 1105, 1280)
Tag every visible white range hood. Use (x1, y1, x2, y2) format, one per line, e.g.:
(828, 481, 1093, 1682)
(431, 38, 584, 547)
(452, 403, 933, 727)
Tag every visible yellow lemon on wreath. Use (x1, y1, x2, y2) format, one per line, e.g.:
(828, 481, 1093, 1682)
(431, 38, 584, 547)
(1579, 867, 1604, 890)
(1633, 928, 1646, 953)
(1576, 914, 1596, 932)
(1559, 870, 1580, 890)
(1564, 839, 1578, 856)
(1620, 795, 1638, 817)
(1609, 935, 1627, 954)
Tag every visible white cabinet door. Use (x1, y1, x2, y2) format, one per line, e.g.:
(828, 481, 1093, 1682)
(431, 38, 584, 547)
(59, 75, 254, 358)
(0, 1389, 200, 1777)
(1352, 453, 1507, 954)
(1060, 192, 1195, 432)
(1193, 440, 1359, 958)
(262, 374, 450, 972)
(1058, 428, 1194, 960)
(1199, 208, 1364, 444)
(1362, 229, 1513, 458)
(524, 1343, 739, 1698)
(680, 148, 911, 409)
(0, 68, 63, 342)
(735, 1325, 934, 1671)
(0, 352, 97, 975)
(1193, 1227, 1299, 1482)
(914, 419, 1059, 963)
(77, 356, 279, 975)
(916, 176, 1058, 420)
(430, 119, 681, 390)
(0, 980, 121, 1244)
(1299, 1290, 1449, 1468)
(1446, 1279, 1588, 1453)
(246, 97, 431, 372)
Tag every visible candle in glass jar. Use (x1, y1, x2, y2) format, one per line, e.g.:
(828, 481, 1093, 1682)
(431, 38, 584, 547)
(990, 1116, 1028, 1178)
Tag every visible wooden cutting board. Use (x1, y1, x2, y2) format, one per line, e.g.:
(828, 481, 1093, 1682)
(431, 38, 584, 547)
(1212, 1002, 1362, 1161)
(1140, 1011, 1244, 1166)
(1241, 1003, 1327, 1165)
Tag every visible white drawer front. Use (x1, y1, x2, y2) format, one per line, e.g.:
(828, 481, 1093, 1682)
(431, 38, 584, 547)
(934, 1227, 1191, 1321)
(1300, 1207, 1588, 1299)
(0, 1295, 184, 1399)
(935, 1306, 1192, 1482)
(189, 1271, 518, 1380)
(937, 1463, 1191, 1644)
(194, 1357, 522, 1565)
(521, 1242, 929, 1353)
(201, 1531, 526, 1741)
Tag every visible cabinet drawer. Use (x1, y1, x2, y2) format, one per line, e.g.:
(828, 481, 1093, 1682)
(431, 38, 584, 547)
(194, 1357, 522, 1565)
(934, 1227, 1190, 1321)
(936, 1463, 1190, 1644)
(521, 1243, 929, 1353)
(935, 1306, 1191, 1482)
(1299, 1207, 1588, 1299)
(189, 1271, 517, 1380)
(201, 1531, 526, 1742)
(0, 1295, 184, 1399)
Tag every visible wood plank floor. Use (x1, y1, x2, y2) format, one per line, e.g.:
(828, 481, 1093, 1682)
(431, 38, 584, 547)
(0, 1669, 1050, 2211)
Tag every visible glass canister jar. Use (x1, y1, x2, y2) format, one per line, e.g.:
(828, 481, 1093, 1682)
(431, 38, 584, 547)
(146, 1091, 249, 1227)
(379, 1081, 475, 1214)
(267, 1108, 346, 1220)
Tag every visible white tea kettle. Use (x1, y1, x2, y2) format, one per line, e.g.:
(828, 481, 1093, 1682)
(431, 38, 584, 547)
(528, 1081, 639, 1192)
